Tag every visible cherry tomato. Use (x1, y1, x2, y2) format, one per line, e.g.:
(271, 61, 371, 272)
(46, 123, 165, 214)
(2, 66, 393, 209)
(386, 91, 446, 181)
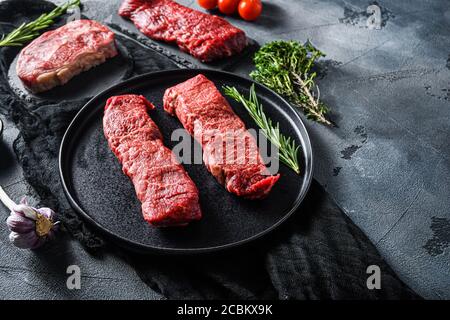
(238, 0, 262, 21)
(218, 0, 240, 15)
(197, 0, 218, 10)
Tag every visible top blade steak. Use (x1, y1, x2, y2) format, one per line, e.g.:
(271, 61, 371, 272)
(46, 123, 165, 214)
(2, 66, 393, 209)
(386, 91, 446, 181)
(16, 19, 117, 93)
(164, 74, 280, 199)
(103, 94, 202, 227)
(119, 0, 248, 62)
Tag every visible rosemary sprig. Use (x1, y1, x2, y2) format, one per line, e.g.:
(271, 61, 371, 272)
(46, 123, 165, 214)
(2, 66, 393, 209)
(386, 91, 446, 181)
(0, 0, 81, 47)
(223, 84, 301, 174)
(250, 40, 332, 126)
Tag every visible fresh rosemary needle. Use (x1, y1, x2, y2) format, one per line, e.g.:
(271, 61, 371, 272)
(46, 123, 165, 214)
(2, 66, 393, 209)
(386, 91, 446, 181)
(250, 40, 332, 126)
(0, 0, 81, 47)
(223, 84, 301, 174)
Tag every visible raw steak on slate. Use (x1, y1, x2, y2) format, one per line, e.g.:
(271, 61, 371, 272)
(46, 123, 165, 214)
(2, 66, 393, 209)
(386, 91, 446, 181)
(118, 0, 247, 62)
(17, 20, 117, 93)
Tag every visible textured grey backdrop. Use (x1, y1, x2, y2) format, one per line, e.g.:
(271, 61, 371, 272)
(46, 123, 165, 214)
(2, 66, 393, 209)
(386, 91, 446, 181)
(0, 0, 449, 299)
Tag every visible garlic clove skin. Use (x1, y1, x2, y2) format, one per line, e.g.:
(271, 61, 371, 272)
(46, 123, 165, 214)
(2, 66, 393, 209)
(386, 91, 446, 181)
(13, 204, 38, 220)
(1, 191, 60, 250)
(9, 231, 44, 249)
(6, 214, 35, 233)
(6, 204, 59, 249)
(36, 207, 56, 221)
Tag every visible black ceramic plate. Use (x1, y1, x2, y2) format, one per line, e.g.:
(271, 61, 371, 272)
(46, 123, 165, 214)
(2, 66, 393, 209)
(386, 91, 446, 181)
(59, 69, 313, 254)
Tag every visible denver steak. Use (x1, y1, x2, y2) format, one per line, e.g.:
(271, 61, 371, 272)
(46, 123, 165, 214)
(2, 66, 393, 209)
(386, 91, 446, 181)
(164, 74, 280, 199)
(17, 20, 117, 93)
(103, 94, 201, 227)
(118, 0, 247, 62)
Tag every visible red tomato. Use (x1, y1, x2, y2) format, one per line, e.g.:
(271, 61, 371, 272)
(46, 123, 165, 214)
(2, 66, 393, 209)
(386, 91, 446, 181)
(238, 0, 262, 21)
(218, 0, 240, 15)
(197, 0, 218, 10)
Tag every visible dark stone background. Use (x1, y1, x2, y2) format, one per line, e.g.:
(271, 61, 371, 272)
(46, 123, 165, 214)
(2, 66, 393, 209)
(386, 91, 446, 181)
(0, 0, 448, 299)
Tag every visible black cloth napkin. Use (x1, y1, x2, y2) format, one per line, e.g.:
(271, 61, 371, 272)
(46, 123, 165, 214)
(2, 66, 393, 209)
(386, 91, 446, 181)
(0, 0, 420, 299)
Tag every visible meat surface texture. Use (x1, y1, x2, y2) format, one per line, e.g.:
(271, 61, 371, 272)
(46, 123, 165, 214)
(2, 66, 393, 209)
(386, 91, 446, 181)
(103, 94, 202, 227)
(17, 20, 117, 93)
(119, 0, 247, 62)
(163, 74, 280, 199)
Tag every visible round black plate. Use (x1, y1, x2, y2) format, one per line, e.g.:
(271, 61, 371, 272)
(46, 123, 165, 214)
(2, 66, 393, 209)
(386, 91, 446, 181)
(8, 40, 133, 103)
(59, 69, 313, 254)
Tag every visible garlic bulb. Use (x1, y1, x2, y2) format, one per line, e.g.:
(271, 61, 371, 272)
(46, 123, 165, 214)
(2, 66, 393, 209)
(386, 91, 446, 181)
(1, 186, 59, 249)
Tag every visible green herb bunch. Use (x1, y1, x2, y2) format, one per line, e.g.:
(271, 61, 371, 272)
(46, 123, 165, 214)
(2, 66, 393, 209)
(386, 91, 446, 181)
(250, 40, 331, 125)
(0, 0, 81, 47)
(223, 84, 301, 174)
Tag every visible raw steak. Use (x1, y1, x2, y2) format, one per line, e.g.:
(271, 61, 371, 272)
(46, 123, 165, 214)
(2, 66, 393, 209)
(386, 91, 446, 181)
(103, 94, 201, 226)
(118, 0, 247, 62)
(17, 20, 117, 93)
(164, 74, 280, 199)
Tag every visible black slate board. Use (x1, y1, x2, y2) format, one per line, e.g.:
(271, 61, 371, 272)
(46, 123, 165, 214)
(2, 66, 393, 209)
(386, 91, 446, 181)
(59, 69, 313, 253)
(105, 13, 259, 71)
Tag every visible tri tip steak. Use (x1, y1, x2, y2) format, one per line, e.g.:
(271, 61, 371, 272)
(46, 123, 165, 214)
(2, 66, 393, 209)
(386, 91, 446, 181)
(103, 94, 202, 227)
(119, 0, 248, 62)
(164, 74, 280, 199)
(17, 20, 117, 93)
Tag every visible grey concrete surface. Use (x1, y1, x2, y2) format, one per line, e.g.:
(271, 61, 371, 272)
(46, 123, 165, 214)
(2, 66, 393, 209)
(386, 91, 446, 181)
(0, 0, 449, 299)
(177, 0, 450, 299)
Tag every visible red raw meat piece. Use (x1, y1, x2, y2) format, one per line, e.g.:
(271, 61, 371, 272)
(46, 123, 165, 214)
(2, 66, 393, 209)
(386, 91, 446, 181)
(163, 74, 280, 199)
(17, 20, 117, 93)
(103, 94, 202, 226)
(119, 0, 247, 62)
